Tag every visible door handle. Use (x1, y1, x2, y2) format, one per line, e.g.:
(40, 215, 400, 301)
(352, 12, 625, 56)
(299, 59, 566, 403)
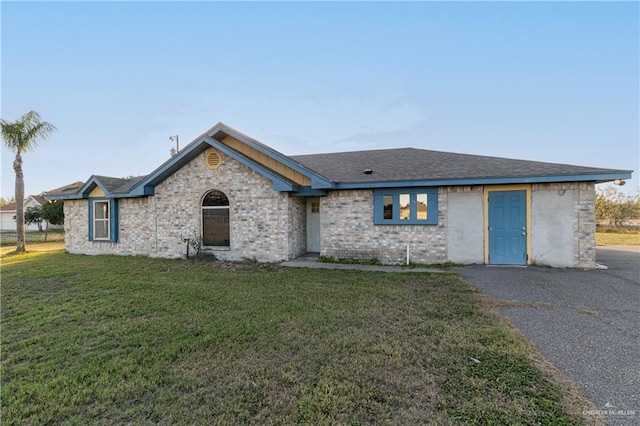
(522, 231, 527, 236)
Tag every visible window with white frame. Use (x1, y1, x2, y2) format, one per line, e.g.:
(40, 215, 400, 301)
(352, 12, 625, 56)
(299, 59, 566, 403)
(93, 200, 110, 240)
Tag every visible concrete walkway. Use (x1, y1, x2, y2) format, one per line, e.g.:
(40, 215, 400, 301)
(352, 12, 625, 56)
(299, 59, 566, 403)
(281, 255, 448, 273)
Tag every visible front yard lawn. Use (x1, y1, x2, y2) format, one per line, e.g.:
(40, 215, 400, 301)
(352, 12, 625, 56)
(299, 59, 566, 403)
(2, 251, 592, 424)
(595, 232, 640, 246)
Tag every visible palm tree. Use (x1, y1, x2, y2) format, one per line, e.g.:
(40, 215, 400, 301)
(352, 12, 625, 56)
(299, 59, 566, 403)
(1, 110, 56, 252)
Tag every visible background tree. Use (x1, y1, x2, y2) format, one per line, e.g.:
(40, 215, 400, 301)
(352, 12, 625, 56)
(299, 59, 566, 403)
(0, 195, 16, 207)
(596, 186, 640, 228)
(23, 206, 43, 231)
(42, 200, 64, 226)
(42, 200, 64, 242)
(1, 110, 56, 252)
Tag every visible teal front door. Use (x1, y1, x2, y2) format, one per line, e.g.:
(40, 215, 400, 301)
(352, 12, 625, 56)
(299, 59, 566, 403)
(488, 191, 527, 265)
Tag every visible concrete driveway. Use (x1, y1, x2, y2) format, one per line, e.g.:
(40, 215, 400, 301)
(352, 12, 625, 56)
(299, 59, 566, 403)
(458, 246, 639, 426)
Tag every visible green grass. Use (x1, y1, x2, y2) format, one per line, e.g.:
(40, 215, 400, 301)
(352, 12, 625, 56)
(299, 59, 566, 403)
(2, 251, 588, 425)
(0, 229, 65, 246)
(595, 227, 640, 246)
(596, 226, 640, 234)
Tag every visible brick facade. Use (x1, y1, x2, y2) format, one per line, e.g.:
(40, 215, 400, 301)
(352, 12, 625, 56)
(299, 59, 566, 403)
(64, 150, 306, 262)
(63, 152, 597, 268)
(319, 189, 448, 264)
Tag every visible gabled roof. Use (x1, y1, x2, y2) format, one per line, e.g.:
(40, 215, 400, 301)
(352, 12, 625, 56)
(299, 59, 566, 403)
(45, 122, 633, 200)
(127, 122, 322, 195)
(205, 123, 333, 187)
(80, 175, 147, 198)
(291, 148, 632, 187)
(42, 181, 85, 197)
(45, 176, 147, 200)
(92, 175, 147, 194)
(1, 186, 77, 211)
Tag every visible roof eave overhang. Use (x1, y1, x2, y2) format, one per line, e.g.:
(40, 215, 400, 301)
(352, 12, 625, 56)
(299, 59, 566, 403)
(333, 171, 634, 189)
(45, 176, 113, 200)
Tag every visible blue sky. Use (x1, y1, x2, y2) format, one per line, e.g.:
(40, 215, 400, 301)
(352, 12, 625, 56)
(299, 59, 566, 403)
(2, 1, 638, 198)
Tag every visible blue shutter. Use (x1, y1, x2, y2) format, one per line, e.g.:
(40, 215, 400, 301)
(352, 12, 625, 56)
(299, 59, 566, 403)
(88, 200, 93, 241)
(111, 198, 119, 242)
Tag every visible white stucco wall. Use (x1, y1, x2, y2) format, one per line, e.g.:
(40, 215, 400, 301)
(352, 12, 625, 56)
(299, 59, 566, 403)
(446, 189, 484, 264)
(531, 182, 596, 268)
(531, 190, 574, 267)
(0, 212, 17, 231)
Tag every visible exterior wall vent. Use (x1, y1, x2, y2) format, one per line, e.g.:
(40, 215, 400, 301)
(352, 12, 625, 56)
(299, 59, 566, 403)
(206, 151, 222, 170)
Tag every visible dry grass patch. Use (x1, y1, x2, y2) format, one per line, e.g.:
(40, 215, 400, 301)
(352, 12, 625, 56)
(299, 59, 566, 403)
(572, 306, 599, 317)
(0, 230, 65, 246)
(484, 298, 554, 310)
(595, 231, 640, 246)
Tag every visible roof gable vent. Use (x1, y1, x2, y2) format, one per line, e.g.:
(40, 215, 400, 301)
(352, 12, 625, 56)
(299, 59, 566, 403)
(206, 151, 222, 170)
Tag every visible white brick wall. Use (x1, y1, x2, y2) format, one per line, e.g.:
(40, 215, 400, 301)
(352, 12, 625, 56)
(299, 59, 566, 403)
(64, 150, 304, 262)
(320, 189, 448, 264)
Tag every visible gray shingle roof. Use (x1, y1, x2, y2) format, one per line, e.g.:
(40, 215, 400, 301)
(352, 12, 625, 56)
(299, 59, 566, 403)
(93, 175, 147, 194)
(42, 181, 85, 197)
(290, 148, 630, 184)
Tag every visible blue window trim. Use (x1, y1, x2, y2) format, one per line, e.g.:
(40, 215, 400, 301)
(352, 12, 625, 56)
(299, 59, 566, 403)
(88, 198, 119, 242)
(373, 188, 438, 225)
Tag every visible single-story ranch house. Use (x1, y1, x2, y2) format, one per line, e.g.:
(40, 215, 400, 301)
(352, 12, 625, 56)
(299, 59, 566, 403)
(0, 195, 45, 231)
(47, 122, 632, 268)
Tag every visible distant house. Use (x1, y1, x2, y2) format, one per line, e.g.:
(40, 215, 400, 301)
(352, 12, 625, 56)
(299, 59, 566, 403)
(1, 182, 83, 232)
(1, 195, 45, 231)
(46, 122, 632, 268)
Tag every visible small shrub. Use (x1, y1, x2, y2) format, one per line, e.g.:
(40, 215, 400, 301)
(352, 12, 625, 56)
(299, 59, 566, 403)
(317, 256, 382, 265)
(181, 231, 203, 258)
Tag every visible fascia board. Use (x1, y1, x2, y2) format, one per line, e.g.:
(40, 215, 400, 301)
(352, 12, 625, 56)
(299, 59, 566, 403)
(333, 172, 634, 189)
(202, 136, 297, 191)
(211, 127, 335, 188)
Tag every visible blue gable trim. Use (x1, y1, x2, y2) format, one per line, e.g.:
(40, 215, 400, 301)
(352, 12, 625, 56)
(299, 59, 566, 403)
(81, 177, 111, 198)
(208, 123, 334, 189)
(291, 187, 328, 197)
(202, 137, 299, 191)
(46, 176, 131, 200)
(128, 142, 211, 196)
(126, 135, 300, 195)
